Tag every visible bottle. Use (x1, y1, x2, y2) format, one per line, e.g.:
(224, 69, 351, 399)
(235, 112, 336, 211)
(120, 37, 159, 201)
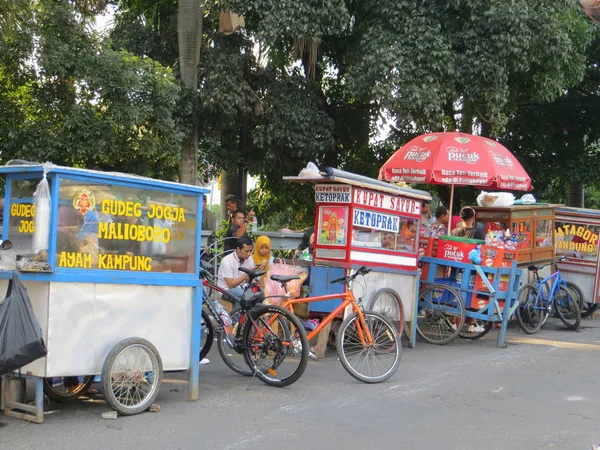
(328, 213, 338, 243)
(213, 300, 232, 326)
(251, 215, 258, 232)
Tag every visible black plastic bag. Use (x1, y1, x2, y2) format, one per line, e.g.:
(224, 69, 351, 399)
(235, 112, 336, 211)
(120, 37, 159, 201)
(0, 273, 47, 376)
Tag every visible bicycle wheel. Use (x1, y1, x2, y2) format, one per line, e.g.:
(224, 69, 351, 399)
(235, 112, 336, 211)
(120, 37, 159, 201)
(217, 307, 253, 377)
(416, 284, 466, 345)
(566, 281, 598, 318)
(101, 337, 162, 416)
(200, 309, 214, 361)
(516, 284, 545, 334)
(243, 304, 309, 387)
(458, 317, 493, 340)
(43, 376, 94, 401)
(336, 311, 401, 383)
(368, 288, 405, 336)
(554, 285, 581, 330)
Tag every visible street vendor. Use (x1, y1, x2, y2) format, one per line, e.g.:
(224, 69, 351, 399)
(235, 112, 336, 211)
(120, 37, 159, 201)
(451, 206, 484, 240)
(217, 235, 255, 300)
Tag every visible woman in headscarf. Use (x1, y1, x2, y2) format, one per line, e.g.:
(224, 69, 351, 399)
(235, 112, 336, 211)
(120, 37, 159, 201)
(252, 235, 273, 271)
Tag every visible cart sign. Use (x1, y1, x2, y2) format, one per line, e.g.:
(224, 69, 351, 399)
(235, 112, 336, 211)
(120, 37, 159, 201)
(353, 188, 420, 215)
(314, 184, 351, 203)
(353, 209, 400, 233)
(555, 221, 600, 261)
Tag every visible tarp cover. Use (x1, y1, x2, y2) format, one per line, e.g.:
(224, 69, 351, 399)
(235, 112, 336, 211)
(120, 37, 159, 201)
(0, 273, 47, 376)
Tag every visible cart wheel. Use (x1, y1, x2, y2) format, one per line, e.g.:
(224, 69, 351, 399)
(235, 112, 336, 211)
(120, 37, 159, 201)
(43, 376, 94, 401)
(458, 317, 493, 340)
(368, 288, 405, 337)
(416, 284, 465, 345)
(101, 337, 163, 416)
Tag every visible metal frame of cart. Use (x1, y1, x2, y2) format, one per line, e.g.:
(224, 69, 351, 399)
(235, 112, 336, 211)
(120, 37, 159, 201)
(416, 256, 523, 347)
(0, 164, 208, 422)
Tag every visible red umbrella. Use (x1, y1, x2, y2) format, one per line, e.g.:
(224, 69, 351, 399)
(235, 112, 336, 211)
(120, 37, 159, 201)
(379, 132, 532, 231)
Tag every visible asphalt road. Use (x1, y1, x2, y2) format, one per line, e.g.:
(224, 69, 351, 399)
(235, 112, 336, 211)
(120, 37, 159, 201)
(2, 318, 599, 450)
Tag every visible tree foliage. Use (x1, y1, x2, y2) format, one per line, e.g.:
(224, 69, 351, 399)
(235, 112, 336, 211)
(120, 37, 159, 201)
(1, 0, 599, 226)
(0, 1, 185, 178)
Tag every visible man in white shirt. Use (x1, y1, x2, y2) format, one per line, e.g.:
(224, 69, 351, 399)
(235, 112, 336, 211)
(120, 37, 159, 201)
(217, 235, 255, 300)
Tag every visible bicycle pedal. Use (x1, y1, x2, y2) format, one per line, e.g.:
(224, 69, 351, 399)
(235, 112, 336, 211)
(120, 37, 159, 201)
(309, 351, 318, 361)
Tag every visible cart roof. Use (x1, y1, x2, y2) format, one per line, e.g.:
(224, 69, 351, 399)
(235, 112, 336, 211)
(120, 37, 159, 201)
(556, 206, 600, 217)
(284, 167, 432, 201)
(0, 163, 209, 195)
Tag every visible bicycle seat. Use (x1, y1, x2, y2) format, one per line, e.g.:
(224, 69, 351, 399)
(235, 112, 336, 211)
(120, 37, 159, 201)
(270, 275, 301, 283)
(527, 265, 539, 272)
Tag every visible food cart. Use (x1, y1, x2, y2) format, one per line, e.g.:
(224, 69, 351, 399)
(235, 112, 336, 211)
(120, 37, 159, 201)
(0, 163, 207, 422)
(284, 167, 432, 348)
(555, 207, 600, 308)
(473, 204, 557, 266)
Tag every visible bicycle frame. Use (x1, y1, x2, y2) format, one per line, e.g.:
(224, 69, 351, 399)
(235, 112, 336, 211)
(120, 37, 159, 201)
(530, 263, 573, 310)
(266, 288, 375, 348)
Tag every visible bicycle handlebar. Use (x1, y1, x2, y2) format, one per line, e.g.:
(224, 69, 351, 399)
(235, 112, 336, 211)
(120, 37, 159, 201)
(527, 255, 568, 272)
(330, 266, 371, 285)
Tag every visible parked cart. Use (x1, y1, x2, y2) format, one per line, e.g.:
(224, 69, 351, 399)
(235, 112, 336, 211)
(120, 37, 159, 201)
(0, 163, 207, 422)
(416, 255, 523, 347)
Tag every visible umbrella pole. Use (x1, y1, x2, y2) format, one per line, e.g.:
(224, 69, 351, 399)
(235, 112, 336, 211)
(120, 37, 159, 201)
(448, 184, 455, 235)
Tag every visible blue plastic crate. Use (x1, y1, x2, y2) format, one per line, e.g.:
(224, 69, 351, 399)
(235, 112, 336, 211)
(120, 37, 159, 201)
(433, 278, 460, 304)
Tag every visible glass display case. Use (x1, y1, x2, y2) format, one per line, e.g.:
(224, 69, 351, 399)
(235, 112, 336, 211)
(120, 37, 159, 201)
(473, 205, 557, 265)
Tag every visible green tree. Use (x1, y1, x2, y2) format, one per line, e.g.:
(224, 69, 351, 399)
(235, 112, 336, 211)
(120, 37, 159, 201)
(0, 1, 185, 177)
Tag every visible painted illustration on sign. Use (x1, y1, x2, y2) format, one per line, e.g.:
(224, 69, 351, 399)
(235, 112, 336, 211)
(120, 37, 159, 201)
(317, 206, 347, 246)
(555, 221, 600, 261)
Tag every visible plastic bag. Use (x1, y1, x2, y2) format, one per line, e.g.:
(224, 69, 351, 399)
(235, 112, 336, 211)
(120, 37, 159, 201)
(298, 162, 320, 178)
(265, 261, 308, 303)
(33, 176, 51, 254)
(476, 191, 515, 207)
(521, 194, 536, 204)
(0, 273, 47, 376)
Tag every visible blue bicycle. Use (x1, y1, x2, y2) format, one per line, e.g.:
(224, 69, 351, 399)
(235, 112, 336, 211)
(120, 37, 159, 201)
(516, 256, 581, 334)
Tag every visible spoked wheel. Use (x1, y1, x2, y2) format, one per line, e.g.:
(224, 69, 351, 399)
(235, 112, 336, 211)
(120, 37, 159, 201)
(566, 281, 598, 318)
(458, 315, 493, 340)
(516, 284, 545, 334)
(243, 304, 309, 387)
(336, 311, 401, 383)
(368, 288, 405, 337)
(416, 284, 466, 345)
(43, 376, 94, 401)
(200, 309, 214, 361)
(554, 285, 581, 330)
(217, 307, 253, 376)
(101, 337, 163, 415)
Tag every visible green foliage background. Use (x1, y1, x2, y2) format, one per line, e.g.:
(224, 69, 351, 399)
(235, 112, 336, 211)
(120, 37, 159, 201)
(1, 0, 600, 229)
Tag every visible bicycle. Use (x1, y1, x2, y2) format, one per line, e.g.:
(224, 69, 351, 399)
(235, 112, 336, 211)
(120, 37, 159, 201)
(199, 264, 310, 387)
(269, 266, 401, 384)
(516, 256, 581, 334)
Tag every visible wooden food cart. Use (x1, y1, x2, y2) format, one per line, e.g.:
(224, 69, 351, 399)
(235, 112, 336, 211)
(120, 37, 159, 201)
(285, 168, 432, 348)
(555, 207, 600, 310)
(473, 204, 557, 266)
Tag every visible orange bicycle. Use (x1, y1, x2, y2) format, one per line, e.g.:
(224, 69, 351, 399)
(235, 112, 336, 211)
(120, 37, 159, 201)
(269, 266, 401, 384)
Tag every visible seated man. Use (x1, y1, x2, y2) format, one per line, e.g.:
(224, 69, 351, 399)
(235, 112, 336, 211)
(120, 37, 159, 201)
(217, 235, 255, 300)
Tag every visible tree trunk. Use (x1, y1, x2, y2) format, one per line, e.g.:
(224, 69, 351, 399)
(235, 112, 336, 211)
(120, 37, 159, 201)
(177, 0, 203, 185)
(567, 182, 585, 207)
(220, 170, 238, 219)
